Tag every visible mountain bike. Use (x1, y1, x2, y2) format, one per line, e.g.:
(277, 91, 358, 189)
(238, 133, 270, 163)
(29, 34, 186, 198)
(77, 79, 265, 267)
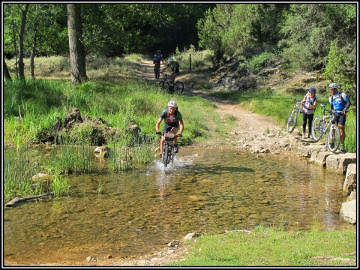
(157, 132, 182, 167)
(311, 104, 342, 152)
(159, 73, 184, 94)
(154, 62, 161, 79)
(286, 97, 305, 133)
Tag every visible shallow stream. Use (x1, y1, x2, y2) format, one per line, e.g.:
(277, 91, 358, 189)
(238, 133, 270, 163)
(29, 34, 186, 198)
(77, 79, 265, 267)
(4, 148, 353, 264)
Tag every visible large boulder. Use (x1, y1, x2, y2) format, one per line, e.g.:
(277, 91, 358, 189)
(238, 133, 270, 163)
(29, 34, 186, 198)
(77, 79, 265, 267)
(310, 151, 334, 166)
(326, 153, 357, 174)
(343, 163, 356, 196)
(340, 199, 356, 224)
(300, 144, 327, 158)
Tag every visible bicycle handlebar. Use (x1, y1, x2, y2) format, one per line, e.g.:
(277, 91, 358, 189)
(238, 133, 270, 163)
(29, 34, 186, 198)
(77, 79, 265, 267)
(290, 96, 302, 102)
(156, 132, 182, 137)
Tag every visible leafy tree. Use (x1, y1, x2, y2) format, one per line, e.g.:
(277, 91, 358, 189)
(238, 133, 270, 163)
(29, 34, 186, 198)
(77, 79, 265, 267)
(323, 42, 356, 105)
(197, 4, 230, 66)
(198, 4, 289, 64)
(279, 4, 356, 71)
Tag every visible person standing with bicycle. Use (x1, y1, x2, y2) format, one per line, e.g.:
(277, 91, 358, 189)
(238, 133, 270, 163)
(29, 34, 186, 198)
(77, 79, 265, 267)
(328, 83, 351, 153)
(301, 88, 318, 139)
(155, 100, 184, 157)
(162, 58, 180, 85)
(153, 50, 163, 79)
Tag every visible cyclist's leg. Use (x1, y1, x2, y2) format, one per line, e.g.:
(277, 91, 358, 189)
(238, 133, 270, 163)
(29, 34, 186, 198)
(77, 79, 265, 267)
(160, 136, 164, 155)
(330, 115, 339, 143)
(171, 72, 177, 83)
(302, 113, 307, 137)
(169, 126, 179, 150)
(338, 114, 346, 145)
(308, 114, 314, 137)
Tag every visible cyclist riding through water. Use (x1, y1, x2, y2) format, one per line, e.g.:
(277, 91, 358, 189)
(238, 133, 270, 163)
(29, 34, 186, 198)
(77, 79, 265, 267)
(162, 57, 180, 85)
(155, 100, 184, 157)
(328, 83, 351, 153)
(153, 50, 163, 79)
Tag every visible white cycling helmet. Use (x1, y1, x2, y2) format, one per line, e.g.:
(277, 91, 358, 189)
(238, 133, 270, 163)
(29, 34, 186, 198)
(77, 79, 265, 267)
(168, 57, 174, 62)
(328, 83, 338, 89)
(167, 100, 177, 108)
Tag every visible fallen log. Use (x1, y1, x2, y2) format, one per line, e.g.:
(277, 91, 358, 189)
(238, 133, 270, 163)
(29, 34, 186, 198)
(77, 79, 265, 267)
(6, 192, 54, 207)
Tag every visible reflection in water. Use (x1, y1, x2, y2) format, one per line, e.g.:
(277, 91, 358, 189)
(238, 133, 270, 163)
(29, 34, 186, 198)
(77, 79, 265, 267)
(4, 148, 353, 265)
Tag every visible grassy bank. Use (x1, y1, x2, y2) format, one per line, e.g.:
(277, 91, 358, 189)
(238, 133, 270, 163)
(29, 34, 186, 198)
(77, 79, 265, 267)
(4, 54, 219, 201)
(173, 226, 356, 266)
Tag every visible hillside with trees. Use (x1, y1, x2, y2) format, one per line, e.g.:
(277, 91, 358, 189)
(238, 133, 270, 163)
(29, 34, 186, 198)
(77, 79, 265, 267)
(3, 3, 356, 101)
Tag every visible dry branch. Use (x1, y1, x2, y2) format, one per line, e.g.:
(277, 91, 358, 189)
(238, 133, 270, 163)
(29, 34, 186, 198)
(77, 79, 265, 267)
(6, 192, 54, 207)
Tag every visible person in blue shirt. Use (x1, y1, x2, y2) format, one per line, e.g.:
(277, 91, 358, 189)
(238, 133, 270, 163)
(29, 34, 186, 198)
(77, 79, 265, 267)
(328, 83, 351, 152)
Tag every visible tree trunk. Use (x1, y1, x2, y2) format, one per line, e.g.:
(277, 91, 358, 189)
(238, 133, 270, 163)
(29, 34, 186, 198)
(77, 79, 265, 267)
(30, 4, 38, 80)
(4, 59, 12, 81)
(18, 4, 30, 80)
(67, 4, 87, 84)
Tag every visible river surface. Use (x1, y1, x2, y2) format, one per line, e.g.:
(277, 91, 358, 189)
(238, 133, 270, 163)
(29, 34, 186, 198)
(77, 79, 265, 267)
(4, 148, 354, 265)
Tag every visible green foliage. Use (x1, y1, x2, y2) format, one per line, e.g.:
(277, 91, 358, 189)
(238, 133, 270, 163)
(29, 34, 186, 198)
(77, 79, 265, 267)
(47, 143, 94, 174)
(51, 174, 69, 197)
(279, 4, 356, 72)
(173, 47, 214, 72)
(323, 42, 356, 104)
(246, 51, 277, 73)
(4, 146, 44, 201)
(198, 4, 288, 64)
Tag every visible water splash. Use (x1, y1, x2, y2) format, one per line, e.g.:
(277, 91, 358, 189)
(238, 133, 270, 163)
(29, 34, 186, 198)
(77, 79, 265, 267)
(152, 153, 198, 172)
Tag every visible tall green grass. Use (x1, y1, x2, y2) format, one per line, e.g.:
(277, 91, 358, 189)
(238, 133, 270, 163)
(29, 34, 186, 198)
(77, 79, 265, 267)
(172, 46, 214, 72)
(4, 146, 44, 201)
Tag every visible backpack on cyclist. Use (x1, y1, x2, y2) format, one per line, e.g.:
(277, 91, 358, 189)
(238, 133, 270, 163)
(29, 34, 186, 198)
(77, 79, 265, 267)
(330, 92, 351, 110)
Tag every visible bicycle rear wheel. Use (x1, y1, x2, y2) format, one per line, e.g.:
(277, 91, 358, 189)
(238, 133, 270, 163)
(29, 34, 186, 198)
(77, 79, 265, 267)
(311, 116, 324, 142)
(159, 81, 165, 88)
(286, 110, 298, 133)
(327, 125, 340, 152)
(174, 81, 184, 94)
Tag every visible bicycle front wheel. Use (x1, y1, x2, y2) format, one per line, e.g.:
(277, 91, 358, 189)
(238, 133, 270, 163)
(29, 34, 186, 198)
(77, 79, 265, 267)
(327, 125, 340, 152)
(167, 146, 173, 165)
(174, 81, 184, 94)
(311, 116, 324, 142)
(162, 145, 169, 167)
(286, 110, 298, 133)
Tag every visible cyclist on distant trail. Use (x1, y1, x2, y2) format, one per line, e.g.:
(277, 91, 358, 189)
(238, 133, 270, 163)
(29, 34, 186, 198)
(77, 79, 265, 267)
(301, 87, 318, 139)
(153, 50, 163, 79)
(162, 57, 180, 84)
(155, 100, 184, 157)
(328, 83, 351, 153)
(153, 50, 163, 64)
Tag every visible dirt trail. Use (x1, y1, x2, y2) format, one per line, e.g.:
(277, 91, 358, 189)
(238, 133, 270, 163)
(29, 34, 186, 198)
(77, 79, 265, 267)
(140, 60, 301, 154)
